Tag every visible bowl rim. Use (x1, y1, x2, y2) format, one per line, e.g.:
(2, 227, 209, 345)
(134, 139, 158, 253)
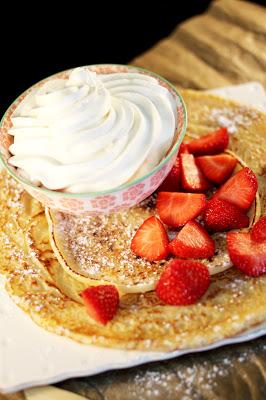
(0, 63, 187, 198)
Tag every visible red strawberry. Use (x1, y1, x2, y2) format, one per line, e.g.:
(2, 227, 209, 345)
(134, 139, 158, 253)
(169, 220, 215, 259)
(156, 259, 210, 305)
(81, 285, 119, 325)
(227, 232, 266, 277)
(131, 216, 169, 261)
(180, 153, 212, 192)
(178, 142, 190, 155)
(196, 154, 237, 185)
(158, 156, 180, 192)
(203, 198, 249, 232)
(213, 167, 258, 211)
(157, 192, 207, 227)
(187, 128, 229, 155)
(251, 216, 266, 243)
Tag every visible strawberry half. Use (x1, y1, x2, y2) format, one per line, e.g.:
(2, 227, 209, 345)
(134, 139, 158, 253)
(196, 154, 237, 185)
(131, 216, 169, 261)
(156, 259, 210, 305)
(213, 167, 258, 211)
(157, 192, 207, 227)
(187, 128, 229, 156)
(81, 285, 119, 325)
(180, 153, 212, 192)
(251, 216, 266, 243)
(169, 220, 215, 259)
(178, 142, 190, 155)
(203, 198, 249, 232)
(158, 156, 180, 192)
(227, 232, 266, 277)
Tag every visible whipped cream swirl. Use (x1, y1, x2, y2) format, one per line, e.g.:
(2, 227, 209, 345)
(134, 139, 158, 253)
(8, 67, 177, 192)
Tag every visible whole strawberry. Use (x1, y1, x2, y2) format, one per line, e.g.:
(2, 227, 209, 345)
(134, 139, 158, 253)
(156, 260, 210, 305)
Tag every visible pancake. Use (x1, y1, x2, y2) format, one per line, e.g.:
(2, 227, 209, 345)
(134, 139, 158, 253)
(46, 151, 260, 296)
(0, 89, 265, 351)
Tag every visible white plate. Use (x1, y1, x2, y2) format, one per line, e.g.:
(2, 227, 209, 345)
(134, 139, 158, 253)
(208, 82, 266, 112)
(1, 82, 266, 394)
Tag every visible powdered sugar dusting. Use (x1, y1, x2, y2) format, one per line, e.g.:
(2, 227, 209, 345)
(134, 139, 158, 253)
(210, 107, 258, 134)
(130, 344, 263, 399)
(2, 173, 24, 209)
(52, 195, 167, 286)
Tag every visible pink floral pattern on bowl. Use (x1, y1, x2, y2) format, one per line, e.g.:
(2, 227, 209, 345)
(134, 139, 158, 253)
(122, 183, 146, 202)
(149, 163, 173, 191)
(90, 195, 117, 210)
(59, 198, 86, 212)
(0, 65, 187, 215)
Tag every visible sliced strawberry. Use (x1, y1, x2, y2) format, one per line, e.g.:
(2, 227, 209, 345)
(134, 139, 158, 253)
(196, 154, 237, 185)
(157, 192, 207, 227)
(158, 156, 180, 192)
(178, 142, 190, 155)
(180, 153, 212, 192)
(227, 232, 266, 277)
(131, 216, 169, 261)
(169, 220, 215, 259)
(187, 128, 229, 155)
(81, 285, 119, 325)
(213, 167, 258, 211)
(203, 198, 249, 232)
(251, 216, 266, 243)
(156, 259, 210, 305)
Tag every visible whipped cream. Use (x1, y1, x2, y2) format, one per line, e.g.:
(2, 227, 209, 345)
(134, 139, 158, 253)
(8, 67, 177, 192)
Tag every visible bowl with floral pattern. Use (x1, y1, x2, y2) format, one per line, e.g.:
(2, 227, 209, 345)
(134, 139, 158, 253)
(0, 64, 187, 214)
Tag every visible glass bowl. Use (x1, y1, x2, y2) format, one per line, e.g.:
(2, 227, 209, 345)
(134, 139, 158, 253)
(0, 64, 187, 214)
